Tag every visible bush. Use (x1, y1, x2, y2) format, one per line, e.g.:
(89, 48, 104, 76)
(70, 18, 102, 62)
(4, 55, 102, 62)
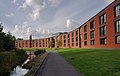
(13, 49, 28, 65)
(34, 49, 46, 56)
(0, 52, 17, 75)
(0, 49, 28, 75)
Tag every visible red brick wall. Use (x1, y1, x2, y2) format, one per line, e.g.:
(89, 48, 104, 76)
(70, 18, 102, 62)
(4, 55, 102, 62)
(16, 0, 120, 49)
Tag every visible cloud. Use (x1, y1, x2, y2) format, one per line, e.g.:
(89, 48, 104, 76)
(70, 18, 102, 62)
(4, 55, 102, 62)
(18, 0, 46, 21)
(104, 0, 114, 5)
(12, 0, 17, 4)
(65, 19, 80, 30)
(49, 0, 60, 6)
(18, 0, 60, 21)
(5, 13, 15, 17)
(12, 22, 51, 39)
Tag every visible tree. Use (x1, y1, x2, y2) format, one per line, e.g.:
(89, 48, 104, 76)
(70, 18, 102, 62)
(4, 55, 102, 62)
(0, 32, 5, 51)
(3, 32, 16, 51)
(48, 41, 54, 48)
(17, 38, 23, 40)
(56, 38, 62, 48)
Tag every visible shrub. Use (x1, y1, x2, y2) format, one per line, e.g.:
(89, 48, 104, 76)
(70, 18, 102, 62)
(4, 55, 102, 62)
(0, 52, 17, 75)
(13, 49, 28, 65)
(34, 49, 46, 56)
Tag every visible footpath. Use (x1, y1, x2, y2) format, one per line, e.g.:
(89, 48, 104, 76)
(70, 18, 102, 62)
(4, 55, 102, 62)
(35, 51, 81, 76)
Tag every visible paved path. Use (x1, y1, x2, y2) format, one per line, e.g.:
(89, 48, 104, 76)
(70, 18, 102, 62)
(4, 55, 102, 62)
(35, 51, 81, 76)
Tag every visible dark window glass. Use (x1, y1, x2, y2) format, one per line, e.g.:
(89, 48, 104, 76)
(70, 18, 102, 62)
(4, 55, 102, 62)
(64, 40, 66, 43)
(100, 26, 106, 36)
(115, 4, 120, 17)
(115, 20, 120, 33)
(100, 38, 106, 45)
(76, 43, 78, 46)
(68, 34, 70, 39)
(68, 39, 70, 43)
(91, 40, 94, 45)
(84, 33, 87, 40)
(100, 14, 106, 25)
(22, 41, 24, 47)
(115, 36, 120, 44)
(76, 31, 78, 36)
(84, 41, 87, 46)
(72, 32, 74, 37)
(72, 38, 74, 42)
(64, 35, 66, 39)
(90, 31, 94, 39)
(76, 37, 78, 42)
(36, 40, 38, 47)
(84, 25, 87, 32)
(90, 20, 94, 29)
(26, 41, 28, 47)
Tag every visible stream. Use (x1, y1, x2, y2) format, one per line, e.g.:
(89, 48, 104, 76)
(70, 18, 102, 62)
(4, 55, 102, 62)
(10, 51, 35, 76)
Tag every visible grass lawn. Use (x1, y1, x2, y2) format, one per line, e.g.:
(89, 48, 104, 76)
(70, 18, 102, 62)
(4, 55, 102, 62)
(57, 48, 120, 76)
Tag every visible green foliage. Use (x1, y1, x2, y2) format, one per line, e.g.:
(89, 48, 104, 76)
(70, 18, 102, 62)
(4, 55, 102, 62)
(58, 48, 120, 76)
(48, 41, 54, 48)
(0, 49, 28, 75)
(0, 31, 16, 51)
(14, 49, 28, 64)
(34, 49, 46, 55)
(0, 52, 17, 75)
(3, 32, 16, 51)
(56, 38, 62, 48)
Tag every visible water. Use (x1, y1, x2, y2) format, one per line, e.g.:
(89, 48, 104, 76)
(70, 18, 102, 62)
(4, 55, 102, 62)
(10, 51, 35, 76)
(10, 59, 29, 76)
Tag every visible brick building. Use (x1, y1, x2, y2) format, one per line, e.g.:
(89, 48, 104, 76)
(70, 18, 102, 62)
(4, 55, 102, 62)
(15, 0, 120, 49)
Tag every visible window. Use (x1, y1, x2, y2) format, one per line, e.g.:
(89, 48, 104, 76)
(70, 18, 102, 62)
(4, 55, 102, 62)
(64, 43, 66, 47)
(39, 40, 41, 47)
(26, 41, 28, 47)
(80, 35, 82, 39)
(64, 35, 66, 39)
(72, 38, 74, 42)
(68, 44, 70, 47)
(76, 31, 78, 36)
(84, 25, 87, 32)
(72, 43, 74, 46)
(76, 43, 78, 46)
(115, 35, 120, 44)
(115, 20, 120, 33)
(100, 26, 106, 36)
(68, 39, 70, 43)
(72, 32, 74, 37)
(84, 41, 87, 46)
(22, 41, 24, 47)
(90, 31, 94, 39)
(90, 20, 94, 29)
(64, 40, 66, 43)
(115, 4, 120, 17)
(91, 40, 94, 45)
(33, 40, 34, 47)
(76, 37, 78, 42)
(36, 40, 38, 47)
(80, 28, 82, 34)
(84, 33, 87, 40)
(100, 38, 106, 45)
(68, 34, 70, 39)
(100, 14, 106, 25)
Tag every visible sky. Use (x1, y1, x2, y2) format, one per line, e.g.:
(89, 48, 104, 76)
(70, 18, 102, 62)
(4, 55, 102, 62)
(0, 0, 114, 39)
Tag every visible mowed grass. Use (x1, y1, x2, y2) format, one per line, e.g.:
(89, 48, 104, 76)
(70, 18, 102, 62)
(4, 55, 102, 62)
(57, 48, 120, 76)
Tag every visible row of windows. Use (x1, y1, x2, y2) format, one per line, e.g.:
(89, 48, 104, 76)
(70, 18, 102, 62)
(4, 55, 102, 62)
(84, 36, 120, 46)
(115, 4, 120, 17)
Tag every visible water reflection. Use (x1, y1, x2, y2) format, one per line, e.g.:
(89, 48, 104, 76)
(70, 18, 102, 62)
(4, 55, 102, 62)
(10, 51, 35, 76)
